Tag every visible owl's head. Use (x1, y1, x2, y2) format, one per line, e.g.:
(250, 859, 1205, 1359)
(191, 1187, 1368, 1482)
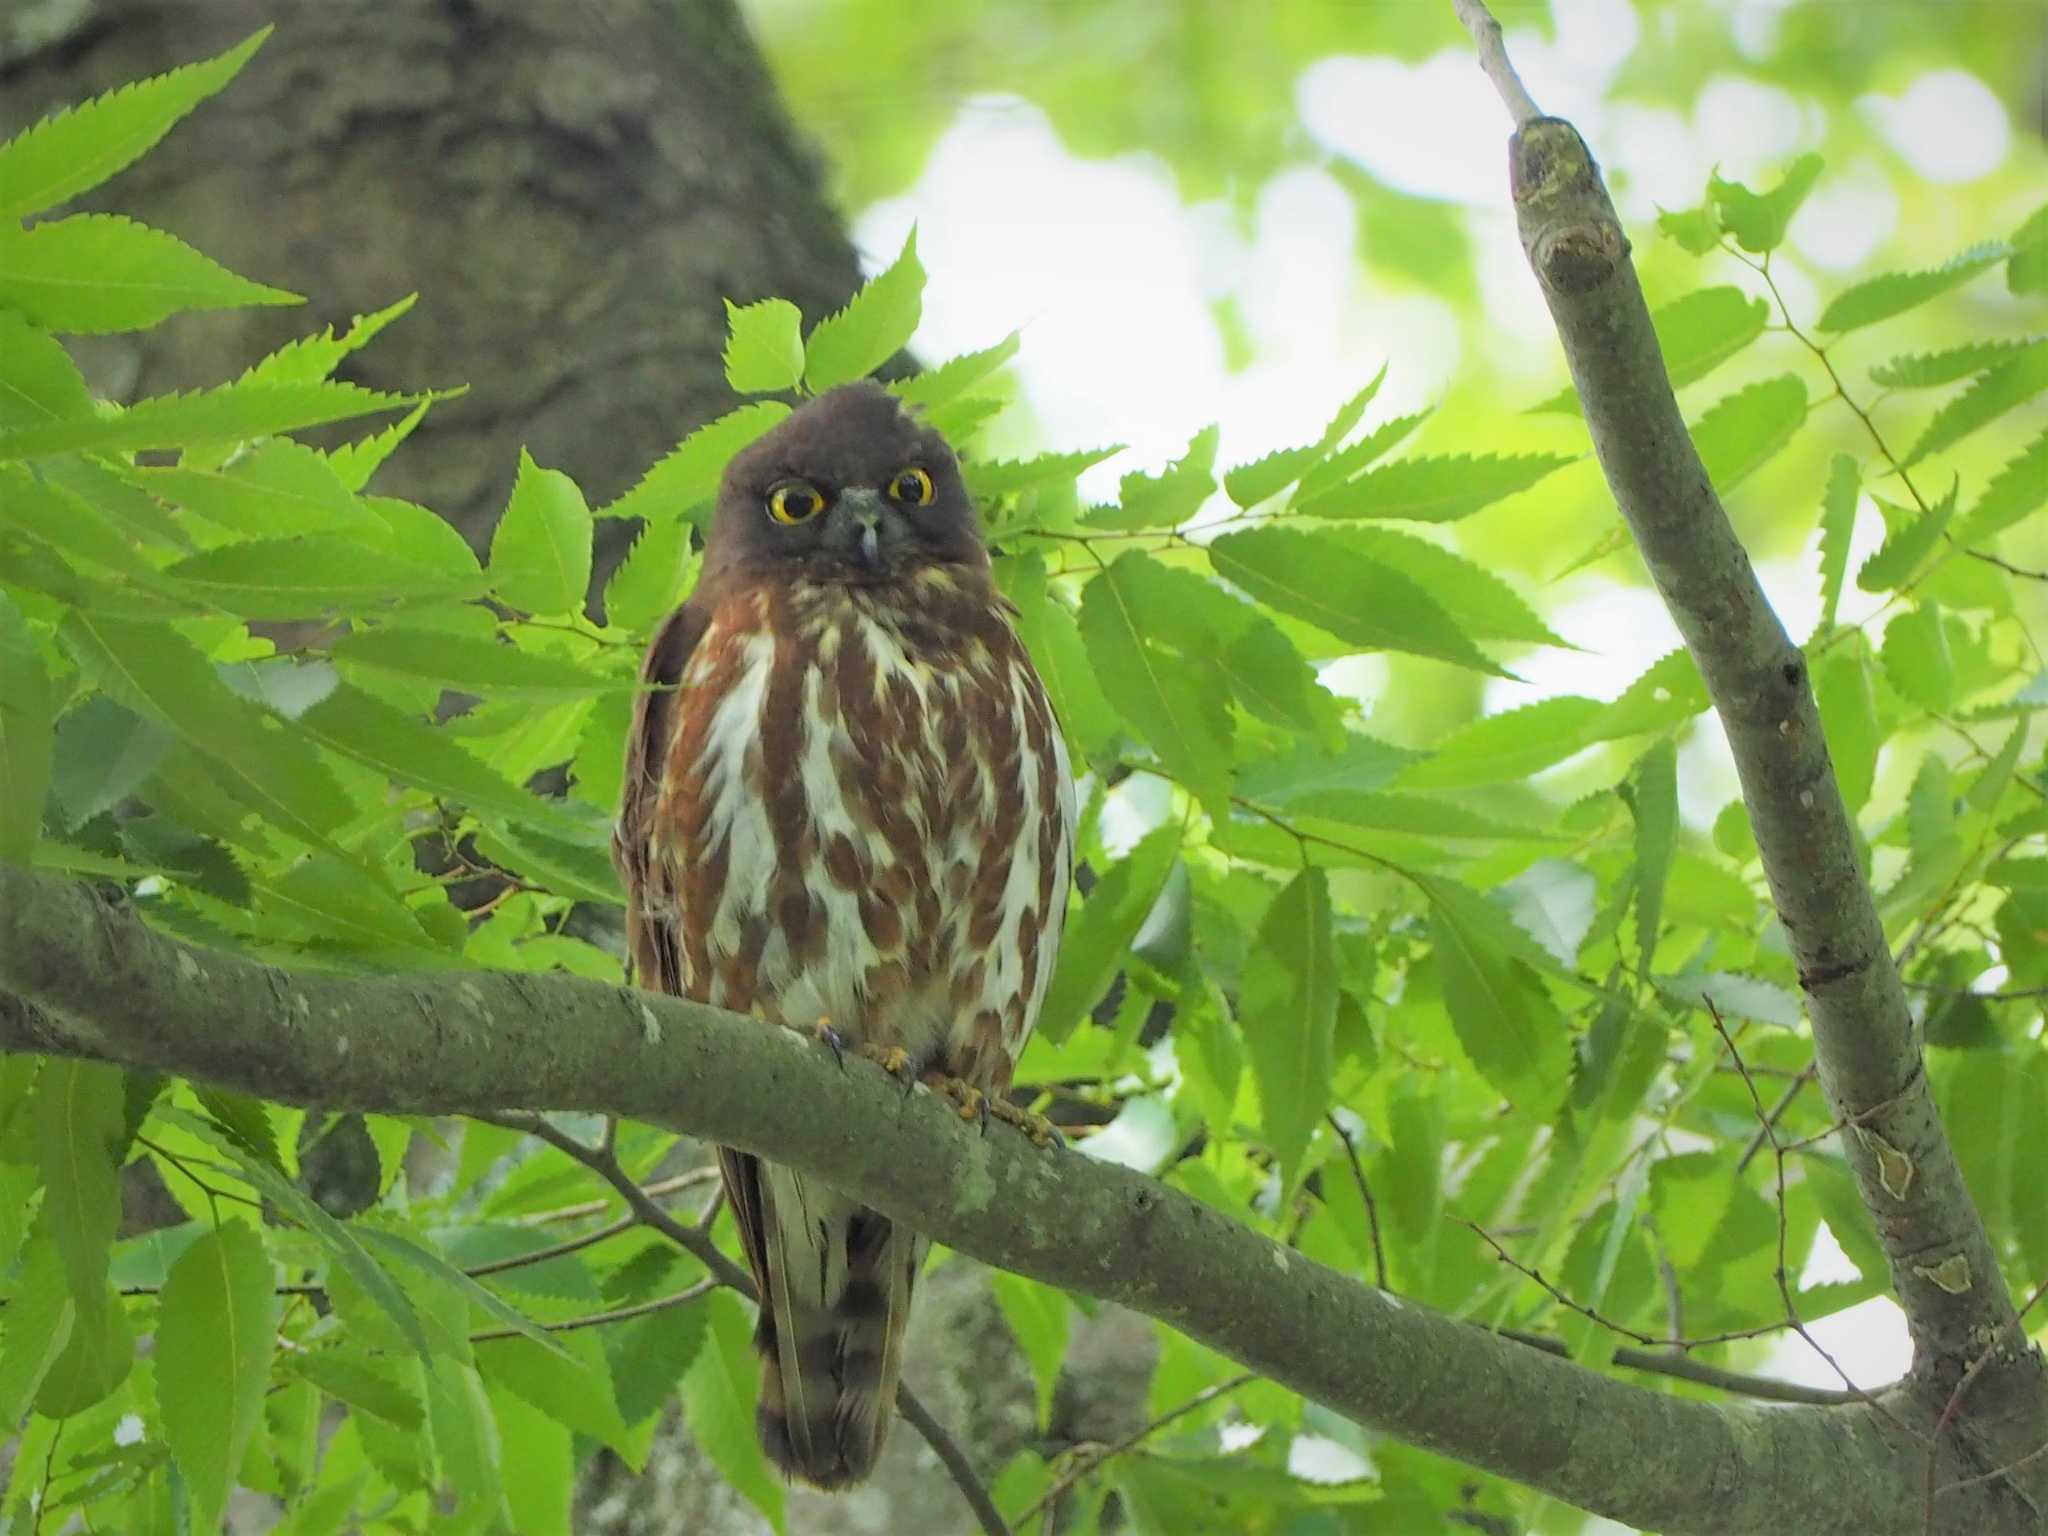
(707, 380, 985, 585)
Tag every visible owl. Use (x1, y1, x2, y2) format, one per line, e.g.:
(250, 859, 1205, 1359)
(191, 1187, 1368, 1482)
(612, 380, 1076, 1488)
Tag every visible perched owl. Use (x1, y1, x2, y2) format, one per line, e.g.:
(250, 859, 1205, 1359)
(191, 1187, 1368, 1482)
(613, 381, 1076, 1488)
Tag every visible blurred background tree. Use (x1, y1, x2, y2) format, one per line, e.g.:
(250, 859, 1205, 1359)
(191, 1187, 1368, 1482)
(4, 2, 2042, 1532)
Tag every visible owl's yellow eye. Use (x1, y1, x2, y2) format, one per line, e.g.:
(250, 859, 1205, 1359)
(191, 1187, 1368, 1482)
(767, 481, 827, 524)
(887, 466, 935, 507)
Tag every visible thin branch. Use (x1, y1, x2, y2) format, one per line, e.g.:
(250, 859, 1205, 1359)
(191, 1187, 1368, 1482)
(1498, 1329, 1863, 1407)
(469, 1279, 715, 1344)
(1019, 1372, 1257, 1531)
(1451, 0, 1543, 125)
(463, 1211, 638, 1277)
(1325, 1112, 1387, 1289)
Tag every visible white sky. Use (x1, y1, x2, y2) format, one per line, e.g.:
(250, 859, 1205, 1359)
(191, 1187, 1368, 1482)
(847, 0, 2024, 1484)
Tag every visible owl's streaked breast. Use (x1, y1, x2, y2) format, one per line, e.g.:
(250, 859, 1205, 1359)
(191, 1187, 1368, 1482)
(651, 570, 1074, 1085)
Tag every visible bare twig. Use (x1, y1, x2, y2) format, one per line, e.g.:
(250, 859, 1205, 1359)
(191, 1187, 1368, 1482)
(1451, 0, 1543, 125)
(468, 1279, 715, 1344)
(1498, 1329, 1863, 1407)
(1020, 1372, 1257, 1532)
(1325, 1112, 1387, 1290)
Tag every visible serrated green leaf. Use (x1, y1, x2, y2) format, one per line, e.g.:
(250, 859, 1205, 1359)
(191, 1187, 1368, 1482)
(1709, 153, 1823, 254)
(283, 1349, 425, 1430)
(1216, 616, 1345, 743)
(490, 450, 593, 615)
(327, 398, 430, 493)
(1627, 739, 1677, 964)
(36, 1276, 132, 1417)
(0, 30, 268, 221)
(1533, 286, 1769, 412)
(0, 380, 416, 463)
(682, 1291, 785, 1533)
(0, 1236, 78, 1424)
(1294, 408, 1432, 503)
(1692, 375, 1807, 490)
(605, 1298, 708, 1429)
(1816, 453, 1859, 632)
(891, 331, 1020, 407)
(1223, 369, 1389, 508)
(334, 628, 634, 700)
(35, 1058, 127, 1299)
(0, 462, 197, 595)
(1657, 202, 1724, 256)
(1397, 697, 1603, 790)
(804, 229, 923, 393)
(257, 859, 447, 960)
(991, 1273, 1069, 1429)
(722, 297, 805, 394)
(490, 1383, 574, 1536)
(157, 1222, 278, 1533)
(1234, 734, 1421, 806)
(0, 312, 94, 432)
(1882, 603, 1954, 712)
(62, 614, 352, 847)
(1327, 527, 1561, 645)
(425, 1360, 507, 1522)
(131, 438, 378, 538)
(1869, 337, 2045, 389)
(1078, 554, 1232, 813)
(1819, 243, 2010, 333)
(475, 1330, 633, 1454)
(292, 682, 598, 845)
(48, 698, 168, 834)
(0, 593, 54, 864)
(1091, 424, 1218, 531)
(1954, 428, 2048, 548)
(1815, 644, 1879, 811)
(1036, 823, 1179, 1044)
(968, 445, 1122, 501)
(1241, 868, 1338, 1192)
(0, 215, 298, 333)
(1000, 555, 1116, 761)
(1900, 347, 2048, 468)
(1656, 972, 1802, 1027)
(163, 536, 481, 618)
(1858, 487, 1955, 593)
(601, 402, 790, 527)
(243, 294, 417, 390)
(1428, 890, 1570, 1111)
(602, 513, 697, 635)
(1298, 451, 1570, 523)
(1595, 649, 1711, 739)
(1208, 526, 1503, 675)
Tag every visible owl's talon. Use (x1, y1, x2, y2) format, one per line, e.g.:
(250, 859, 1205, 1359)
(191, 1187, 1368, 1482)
(811, 1018, 848, 1071)
(859, 1042, 917, 1096)
(987, 1095, 1064, 1149)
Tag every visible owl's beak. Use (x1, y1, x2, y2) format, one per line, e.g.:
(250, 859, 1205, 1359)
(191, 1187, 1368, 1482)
(830, 487, 899, 574)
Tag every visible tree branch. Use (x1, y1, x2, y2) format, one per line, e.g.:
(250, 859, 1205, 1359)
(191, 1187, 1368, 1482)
(0, 863, 2015, 1536)
(1454, 0, 2038, 1414)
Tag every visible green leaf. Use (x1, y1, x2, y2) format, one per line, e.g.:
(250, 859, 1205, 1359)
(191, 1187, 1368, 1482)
(491, 450, 593, 615)
(1816, 453, 1859, 632)
(1090, 425, 1219, 531)
(1954, 428, 2048, 548)
(1815, 644, 1879, 811)
(968, 445, 1122, 502)
(1216, 617, 1344, 743)
(1001, 556, 1117, 761)
(157, 1221, 279, 1533)
(1078, 554, 1233, 814)
(2012, 208, 2048, 296)
(1295, 409, 1432, 502)
(1429, 890, 1570, 1111)
(991, 1273, 1069, 1428)
(1882, 604, 1953, 712)
(61, 613, 356, 849)
(602, 516, 696, 635)
(1035, 824, 1180, 1044)
(601, 402, 789, 526)
(164, 536, 482, 618)
(283, 1349, 425, 1430)
(1596, 649, 1711, 739)
(1900, 347, 2048, 468)
(1208, 526, 1503, 675)
(425, 1361, 506, 1522)
(1240, 868, 1338, 1192)
(1869, 337, 2046, 389)
(1626, 740, 1678, 964)
(1657, 972, 1802, 1027)
(0, 312, 94, 431)
(475, 1331, 634, 1455)
(0, 1236, 78, 1424)
(130, 438, 379, 538)
(722, 298, 806, 394)
(1223, 370, 1389, 507)
(328, 399, 430, 492)
(36, 1276, 132, 1416)
(1708, 153, 1823, 253)
(1235, 734, 1420, 806)
(1298, 452, 1571, 523)
(1532, 287, 1768, 412)
(0, 29, 268, 221)
(334, 629, 634, 700)
(490, 1384, 575, 1536)
(804, 228, 924, 392)
(1327, 527, 1561, 645)
(1858, 487, 1955, 593)
(682, 1291, 785, 1533)
(0, 215, 298, 333)
(1691, 375, 1807, 491)
(355, 1227, 574, 1361)
(0, 380, 417, 464)
(1657, 202, 1724, 256)
(0, 462, 197, 594)
(1818, 243, 2010, 333)
(1397, 697, 1604, 790)
(244, 293, 418, 390)
(0, 593, 54, 865)
(890, 331, 1020, 407)
(34, 1058, 127, 1299)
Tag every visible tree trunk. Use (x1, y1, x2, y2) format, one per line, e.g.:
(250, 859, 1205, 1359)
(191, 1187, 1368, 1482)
(0, 0, 866, 551)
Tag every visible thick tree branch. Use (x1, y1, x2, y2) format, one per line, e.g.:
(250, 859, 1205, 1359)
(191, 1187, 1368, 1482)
(1456, 0, 2041, 1412)
(0, 863, 2019, 1536)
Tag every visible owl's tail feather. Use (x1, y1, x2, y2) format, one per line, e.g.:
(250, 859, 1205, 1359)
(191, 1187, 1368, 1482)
(737, 1156, 923, 1490)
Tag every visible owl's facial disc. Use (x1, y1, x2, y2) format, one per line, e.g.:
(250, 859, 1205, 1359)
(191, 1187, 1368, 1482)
(821, 485, 910, 577)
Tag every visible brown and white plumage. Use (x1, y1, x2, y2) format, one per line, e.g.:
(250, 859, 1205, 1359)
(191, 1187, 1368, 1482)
(613, 381, 1074, 1488)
